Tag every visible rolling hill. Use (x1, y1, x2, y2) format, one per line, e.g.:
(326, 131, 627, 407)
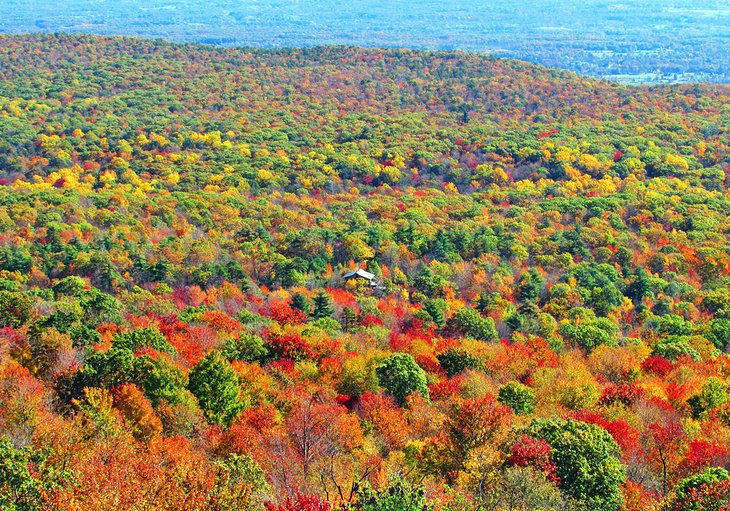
(0, 33, 729, 510)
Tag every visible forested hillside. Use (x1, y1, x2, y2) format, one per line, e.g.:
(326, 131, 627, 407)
(1, 33, 730, 510)
(2, 0, 729, 83)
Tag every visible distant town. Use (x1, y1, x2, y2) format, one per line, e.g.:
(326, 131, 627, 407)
(1, 0, 728, 84)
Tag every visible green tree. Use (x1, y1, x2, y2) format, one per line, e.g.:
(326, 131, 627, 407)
(290, 292, 310, 316)
(341, 307, 357, 333)
(376, 353, 430, 405)
(72, 348, 136, 395)
(687, 378, 729, 419)
(653, 336, 702, 361)
(78, 288, 122, 328)
(221, 332, 270, 364)
(624, 267, 666, 303)
(673, 467, 730, 510)
(436, 348, 482, 377)
(702, 292, 730, 318)
(526, 418, 625, 511)
(517, 268, 545, 302)
(112, 327, 175, 354)
(423, 299, 447, 327)
(588, 286, 624, 316)
(188, 351, 245, 427)
(655, 314, 695, 336)
(561, 319, 618, 352)
(51, 276, 86, 297)
(311, 290, 334, 319)
(0, 437, 68, 511)
(498, 381, 536, 415)
(708, 319, 730, 350)
(0, 291, 34, 328)
(351, 476, 432, 511)
(450, 308, 498, 342)
(413, 266, 447, 297)
(133, 354, 191, 406)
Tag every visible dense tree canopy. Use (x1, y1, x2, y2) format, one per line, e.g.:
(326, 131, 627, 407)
(0, 33, 728, 509)
(526, 418, 626, 510)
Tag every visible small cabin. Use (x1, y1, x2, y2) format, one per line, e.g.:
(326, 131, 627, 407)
(343, 268, 377, 287)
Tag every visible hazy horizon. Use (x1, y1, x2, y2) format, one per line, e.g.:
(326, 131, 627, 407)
(2, 0, 729, 84)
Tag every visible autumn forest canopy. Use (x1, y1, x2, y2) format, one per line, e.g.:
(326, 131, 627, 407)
(0, 33, 730, 510)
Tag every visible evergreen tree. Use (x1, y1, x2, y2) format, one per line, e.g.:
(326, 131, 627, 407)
(341, 307, 357, 333)
(312, 290, 334, 319)
(291, 292, 310, 316)
(517, 268, 545, 302)
(423, 299, 447, 327)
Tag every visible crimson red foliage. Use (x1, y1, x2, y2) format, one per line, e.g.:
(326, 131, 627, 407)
(335, 394, 357, 409)
(679, 439, 730, 476)
(428, 376, 464, 401)
(268, 300, 308, 325)
(600, 383, 645, 406)
(570, 411, 642, 459)
(360, 314, 383, 327)
(507, 434, 559, 483)
(266, 332, 317, 361)
(642, 355, 673, 376)
(269, 359, 297, 375)
(265, 493, 330, 511)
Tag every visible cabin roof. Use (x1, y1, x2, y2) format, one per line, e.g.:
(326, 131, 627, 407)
(343, 269, 376, 280)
